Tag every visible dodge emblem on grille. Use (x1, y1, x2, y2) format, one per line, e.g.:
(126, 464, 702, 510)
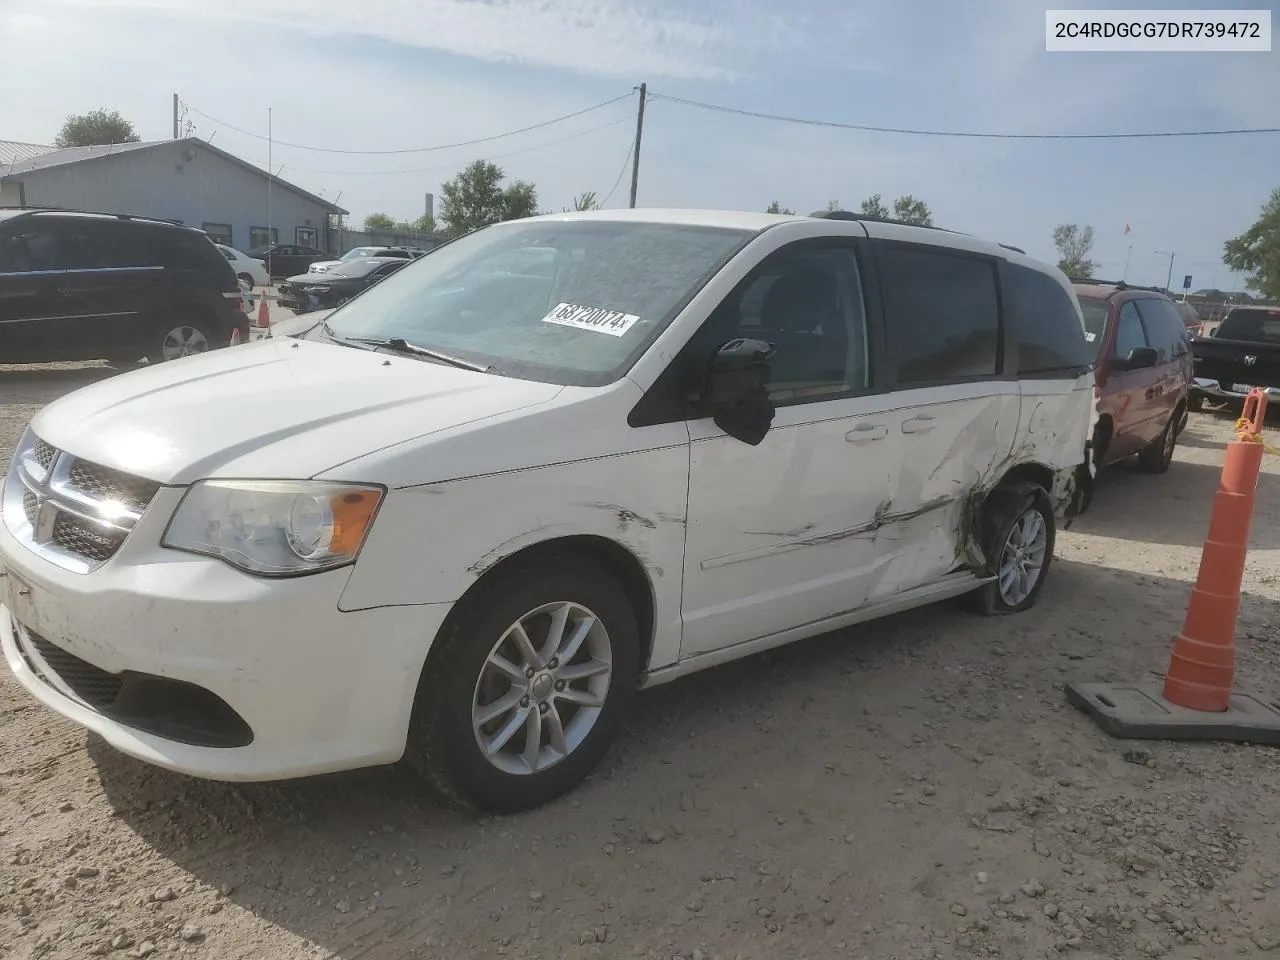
(1244, 355, 1258, 366)
(30, 452, 61, 544)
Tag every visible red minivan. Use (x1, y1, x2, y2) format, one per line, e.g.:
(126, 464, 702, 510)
(1074, 280, 1194, 474)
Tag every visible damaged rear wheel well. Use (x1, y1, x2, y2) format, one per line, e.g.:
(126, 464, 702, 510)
(995, 461, 1055, 496)
(460, 536, 657, 673)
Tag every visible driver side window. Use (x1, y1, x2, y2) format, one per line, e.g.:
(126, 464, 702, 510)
(1113, 302, 1148, 360)
(693, 245, 870, 404)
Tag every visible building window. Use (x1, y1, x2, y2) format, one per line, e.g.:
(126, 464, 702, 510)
(249, 227, 278, 249)
(203, 222, 233, 246)
(295, 226, 317, 248)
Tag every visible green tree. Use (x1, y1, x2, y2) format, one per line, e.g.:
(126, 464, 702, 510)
(1224, 187, 1280, 302)
(766, 201, 795, 215)
(54, 108, 140, 148)
(826, 199, 842, 212)
(568, 192, 599, 212)
(440, 160, 539, 234)
(1052, 224, 1097, 278)
(892, 195, 933, 227)
(363, 213, 396, 231)
(859, 194, 890, 218)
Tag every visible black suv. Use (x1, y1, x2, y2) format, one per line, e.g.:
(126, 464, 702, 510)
(0, 209, 250, 364)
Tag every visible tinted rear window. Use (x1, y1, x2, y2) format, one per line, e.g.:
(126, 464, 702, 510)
(1218, 311, 1280, 344)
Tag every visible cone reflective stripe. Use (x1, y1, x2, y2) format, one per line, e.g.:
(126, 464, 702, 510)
(1162, 388, 1268, 712)
(256, 299, 270, 328)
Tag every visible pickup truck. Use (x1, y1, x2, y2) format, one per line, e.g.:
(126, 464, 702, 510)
(1190, 305, 1280, 410)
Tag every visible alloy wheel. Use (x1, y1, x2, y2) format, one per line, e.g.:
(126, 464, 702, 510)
(997, 507, 1049, 606)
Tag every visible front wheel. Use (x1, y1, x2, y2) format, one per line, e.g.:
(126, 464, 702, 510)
(1137, 412, 1177, 474)
(963, 482, 1056, 616)
(1188, 392, 1204, 413)
(403, 557, 640, 813)
(149, 321, 214, 362)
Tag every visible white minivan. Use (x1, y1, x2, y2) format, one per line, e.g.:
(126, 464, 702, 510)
(0, 210, 1096, 812)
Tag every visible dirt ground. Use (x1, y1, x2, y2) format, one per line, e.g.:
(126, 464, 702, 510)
(2, 364, 1279, 960)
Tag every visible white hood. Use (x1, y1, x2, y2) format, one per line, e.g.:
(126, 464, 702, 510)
(30, 338, 563, 485)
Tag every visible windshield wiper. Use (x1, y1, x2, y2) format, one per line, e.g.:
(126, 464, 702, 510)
(348, 335, 494, 373)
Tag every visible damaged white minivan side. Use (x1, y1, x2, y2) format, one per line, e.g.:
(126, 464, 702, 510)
(0, 209, 1096, 812)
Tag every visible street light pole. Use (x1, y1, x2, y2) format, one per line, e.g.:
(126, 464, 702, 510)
(1154, 249, 1177, 294)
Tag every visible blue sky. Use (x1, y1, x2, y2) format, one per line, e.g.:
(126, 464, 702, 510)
(1, 0, 1277, 291)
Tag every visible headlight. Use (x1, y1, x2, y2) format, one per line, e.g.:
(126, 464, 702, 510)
(162, 480, 383, 576)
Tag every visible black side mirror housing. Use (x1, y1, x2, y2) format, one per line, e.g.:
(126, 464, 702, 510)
(704, 337, 776, 446)
(1122, 346, 1159, 370)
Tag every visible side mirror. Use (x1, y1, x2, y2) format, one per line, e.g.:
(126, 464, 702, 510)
(1123, 346, 1158, 370)
(704, 337, 776, 446)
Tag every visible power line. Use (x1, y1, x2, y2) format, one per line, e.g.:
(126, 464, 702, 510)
(600, 134, 637, 207)
(277, 117, 632, 177)
(179, 92, 634, 155)
(648, 91, 1280, 140)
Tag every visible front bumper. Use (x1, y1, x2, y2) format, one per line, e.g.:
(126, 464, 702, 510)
(0, 494, 450, 781)
(1192, 377, 1280, 402)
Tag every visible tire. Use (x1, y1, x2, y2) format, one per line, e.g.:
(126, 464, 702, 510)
(402, 556, 640, 813)
(962, 481, 1056, 616)
(237, 273, 255, 287)
(1137, 412, 1177, 474)
(1188, 392, 1203, 413)
(148, 319, 216, 363)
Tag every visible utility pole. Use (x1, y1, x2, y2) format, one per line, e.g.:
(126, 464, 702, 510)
(1155, 249, 1177, 294)
(172, 93, 179, 139)
(628, 83, 647, 209)
(267, 107, 274, 271)
(1123, 244, 1133, 281)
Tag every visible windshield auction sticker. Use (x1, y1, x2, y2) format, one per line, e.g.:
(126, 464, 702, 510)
(541, 302, 640, 337)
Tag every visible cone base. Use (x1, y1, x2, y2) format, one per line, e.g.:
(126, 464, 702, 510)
(1065, 680, 1280, 744)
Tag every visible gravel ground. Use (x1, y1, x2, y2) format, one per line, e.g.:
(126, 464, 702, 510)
(1, 367, 1279, 960)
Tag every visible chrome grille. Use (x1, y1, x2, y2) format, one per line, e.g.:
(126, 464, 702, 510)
(3, 431, 160, 572)
(33, 439, 55, 470)
(67, 459, 160, 514)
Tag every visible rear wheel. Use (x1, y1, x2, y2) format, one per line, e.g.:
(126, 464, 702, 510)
(1137, 413, 1177, 474)
(149, 320, 215, 362)
(236, 272, 255, 287)
(963, 481, 1056, 616)
(402, 557, 640, 813)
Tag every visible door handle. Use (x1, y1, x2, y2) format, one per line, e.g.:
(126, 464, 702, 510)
(901, 416, 936, 434)
(845, 424, 887, 443)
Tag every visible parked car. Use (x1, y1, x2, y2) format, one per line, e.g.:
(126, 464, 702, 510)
(277, 257, 412, 312)
(1189, 304, 1280, 410)
(0, 209, 1095, 813)
(1072, 280, 1193, 474)
(215, 243, 269, 288)
(308, 246, 422, 275)
(0, 208, 250, 364)
(248, 243, 329, 279)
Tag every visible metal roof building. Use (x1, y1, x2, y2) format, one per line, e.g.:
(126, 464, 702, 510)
(0, 138, 347, 253)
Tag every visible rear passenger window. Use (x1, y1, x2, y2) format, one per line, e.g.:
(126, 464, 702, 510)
(879, 244, 1000, 384)
(0, 225, 57, 272)
(1008, 263, 1092, 375)
(1113, 303, 1149, 360)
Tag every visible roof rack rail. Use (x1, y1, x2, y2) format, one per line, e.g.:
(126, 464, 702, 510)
(808, 210, 970, 236)
(998, 243, 1026, 254)
(7, 205, 188, 227)
(1069, 276, 1167, 294)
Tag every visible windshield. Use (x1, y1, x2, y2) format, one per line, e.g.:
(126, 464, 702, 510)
(341, 247, 380, 261)
(1078, 297, 1109, 347)
(1218, 311, 1280, 344)
(317, 219, 755, 386)
(217, 246, 235, 261)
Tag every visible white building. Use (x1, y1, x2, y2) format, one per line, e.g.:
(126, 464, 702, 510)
(0, 138, 346, 253)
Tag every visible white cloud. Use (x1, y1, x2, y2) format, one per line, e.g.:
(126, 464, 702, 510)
(48, 0, 852, 81)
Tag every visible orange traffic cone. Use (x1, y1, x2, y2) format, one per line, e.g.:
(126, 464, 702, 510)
(256, 299, 270, 329)
(1065, 388, 1280, 743)
(229, 327, 241, 346)
(1161, 389, 1266, 711)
